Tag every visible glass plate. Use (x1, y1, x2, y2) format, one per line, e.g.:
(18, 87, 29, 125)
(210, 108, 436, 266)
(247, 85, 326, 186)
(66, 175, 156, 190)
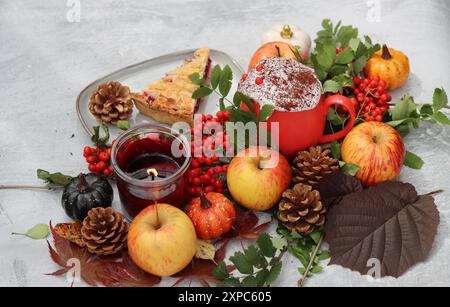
(76, 48, 244, 140)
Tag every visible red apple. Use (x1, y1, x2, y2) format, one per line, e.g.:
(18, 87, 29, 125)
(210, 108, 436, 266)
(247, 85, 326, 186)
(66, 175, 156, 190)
(227, 146, 292, 211)
(248, 41, 297, 70)
(127, 203, 197, 277)
(341, 121, 405, 186)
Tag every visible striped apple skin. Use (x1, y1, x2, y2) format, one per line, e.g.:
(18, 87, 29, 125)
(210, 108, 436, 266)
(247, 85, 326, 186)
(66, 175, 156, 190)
(341, 121, 405, 186)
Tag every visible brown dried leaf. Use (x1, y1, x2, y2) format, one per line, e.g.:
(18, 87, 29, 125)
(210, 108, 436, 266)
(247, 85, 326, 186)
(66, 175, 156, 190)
(54, 221, 85, 247)
(317, 170, 363, 208)
(47, 222, 160, 287)
(325, 181, 440, 278)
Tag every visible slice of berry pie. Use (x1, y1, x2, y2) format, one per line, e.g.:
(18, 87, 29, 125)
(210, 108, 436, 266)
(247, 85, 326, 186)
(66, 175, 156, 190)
(132, 47, 211, 125)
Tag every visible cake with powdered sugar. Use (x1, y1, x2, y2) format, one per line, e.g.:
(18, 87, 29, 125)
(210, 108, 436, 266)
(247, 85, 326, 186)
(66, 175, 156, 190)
(238, 57, 322, 112)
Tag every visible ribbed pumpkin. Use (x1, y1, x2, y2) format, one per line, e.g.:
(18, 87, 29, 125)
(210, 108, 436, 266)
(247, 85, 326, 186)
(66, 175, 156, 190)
(61, 173, 113, 221)
(364, 44, 410, 90)
(186, 192, 236, 240)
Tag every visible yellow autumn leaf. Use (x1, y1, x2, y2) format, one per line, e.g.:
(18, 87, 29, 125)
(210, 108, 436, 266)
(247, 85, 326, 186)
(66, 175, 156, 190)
(195, 239, 215, 261)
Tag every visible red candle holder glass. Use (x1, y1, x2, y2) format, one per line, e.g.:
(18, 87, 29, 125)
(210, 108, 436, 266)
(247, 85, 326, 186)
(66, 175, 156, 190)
(111, 124, 191, 218)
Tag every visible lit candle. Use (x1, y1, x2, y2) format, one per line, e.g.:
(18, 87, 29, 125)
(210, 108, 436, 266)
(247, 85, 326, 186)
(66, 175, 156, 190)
(111, 125, 191, 218)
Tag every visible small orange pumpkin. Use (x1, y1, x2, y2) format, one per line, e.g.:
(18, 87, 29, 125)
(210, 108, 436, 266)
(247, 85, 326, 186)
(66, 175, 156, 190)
(186, 192, 236, 240)
(364, 44, 410, 90)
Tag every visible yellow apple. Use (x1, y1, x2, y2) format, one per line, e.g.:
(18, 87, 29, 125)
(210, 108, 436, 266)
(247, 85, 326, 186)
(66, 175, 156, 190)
(127, 203, 197, 277)
(227, 146, 292, 211)
(341, 121, 405, 186)
(248, 41, 297, 70)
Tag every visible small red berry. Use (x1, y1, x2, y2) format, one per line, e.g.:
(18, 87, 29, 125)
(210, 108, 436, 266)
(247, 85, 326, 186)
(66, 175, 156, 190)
(241, 73, 248, 81)
(191, 160, 200, 168)
(88, 163, 97, 173)
(103, 169, 110, 176)
(205, 186, 215, 193)
(204, 157, 212, 165)
(376, 115, 383, 122)
(202, 174, 211, 183)
(189, 187, 197, 195)
(357, 93, 365, 102)
(207, 168, 215, 176)
(193, 177, 201, 186)
(86, 155, 99, 163)
(353, 77, 361, 85)
(108, 165, 113, 173)
(255, 65, 263, 72)
(214, 180, 223, 189)
(255, 77, 264, 85)
(99, 152, 109, 161)
(83, 146, 92, 157)
(96, 161, 106, 171)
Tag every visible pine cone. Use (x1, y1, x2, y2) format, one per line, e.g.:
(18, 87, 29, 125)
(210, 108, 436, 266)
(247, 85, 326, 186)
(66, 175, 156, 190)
(81, 207, 128, 255)
(292, 146, 338, 188)
(88, 81, 133, 124)
(277, 183, 326, 234)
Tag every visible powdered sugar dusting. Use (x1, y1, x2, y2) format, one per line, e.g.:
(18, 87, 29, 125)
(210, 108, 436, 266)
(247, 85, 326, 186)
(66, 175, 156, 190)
(238, 58, 322, 112)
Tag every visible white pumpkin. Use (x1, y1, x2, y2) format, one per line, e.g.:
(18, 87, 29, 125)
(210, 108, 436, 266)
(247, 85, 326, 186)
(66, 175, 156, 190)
(262, 24, 312, 59)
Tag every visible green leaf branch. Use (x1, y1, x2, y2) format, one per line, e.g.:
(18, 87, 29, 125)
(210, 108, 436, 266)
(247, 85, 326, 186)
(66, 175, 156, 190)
(383, 88, 450, 169)
(277, 225, 329, 287)
(213, 233, 286, 287)
(189, 64, 275, 124)
(312, 19, 381, 92)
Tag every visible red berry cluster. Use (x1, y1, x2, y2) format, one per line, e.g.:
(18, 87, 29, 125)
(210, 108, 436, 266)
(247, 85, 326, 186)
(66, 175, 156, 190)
(188, 111, 233, 197)
(348, 75, 392, 122)
(188, 164, 228, 197)
(83, 146, 113, 176)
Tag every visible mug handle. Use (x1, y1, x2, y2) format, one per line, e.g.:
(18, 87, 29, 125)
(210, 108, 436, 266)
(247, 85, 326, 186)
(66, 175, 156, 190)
(318, 94, 356, 144)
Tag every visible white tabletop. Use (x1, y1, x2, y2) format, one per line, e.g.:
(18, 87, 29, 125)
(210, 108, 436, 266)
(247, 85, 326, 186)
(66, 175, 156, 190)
(1, 0, 449, 287)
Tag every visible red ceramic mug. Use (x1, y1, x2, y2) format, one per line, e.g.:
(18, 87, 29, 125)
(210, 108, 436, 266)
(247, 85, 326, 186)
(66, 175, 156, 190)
(242, 94, 356, 159)
(238, 57, 356, 159)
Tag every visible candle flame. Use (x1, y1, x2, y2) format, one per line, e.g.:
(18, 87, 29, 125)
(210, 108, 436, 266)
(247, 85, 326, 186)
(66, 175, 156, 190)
(147, 168, 158, 177)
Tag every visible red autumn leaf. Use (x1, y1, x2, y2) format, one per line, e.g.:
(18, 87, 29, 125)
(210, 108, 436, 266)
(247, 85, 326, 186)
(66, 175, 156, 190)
(224, 206, 272, 239)
(94, 253, 161, 287)
(46, 222, 160, 287)
(171, 259, 220, 287)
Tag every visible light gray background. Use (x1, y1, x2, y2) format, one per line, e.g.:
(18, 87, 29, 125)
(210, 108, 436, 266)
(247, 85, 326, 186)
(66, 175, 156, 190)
(0, 0, 449, 287)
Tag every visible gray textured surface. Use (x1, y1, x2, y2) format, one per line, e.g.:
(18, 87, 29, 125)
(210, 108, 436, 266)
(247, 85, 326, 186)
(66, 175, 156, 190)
(0, 0, 449, 287)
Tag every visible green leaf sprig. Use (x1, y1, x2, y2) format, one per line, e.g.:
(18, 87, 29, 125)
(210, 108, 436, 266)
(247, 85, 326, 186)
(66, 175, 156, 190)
(189, 65, 275, 124)
(91, 124, 110, 147)
(384, 88, 449, 169)
(213, 233, 286, 287)
(312, 19, 381, 93)
(277, 225, 330, 287)
(116, 120, 131, 131)
(12, 224, 49, 240)
(386, 88, 450, 134)
(37, 169, 72, 186)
